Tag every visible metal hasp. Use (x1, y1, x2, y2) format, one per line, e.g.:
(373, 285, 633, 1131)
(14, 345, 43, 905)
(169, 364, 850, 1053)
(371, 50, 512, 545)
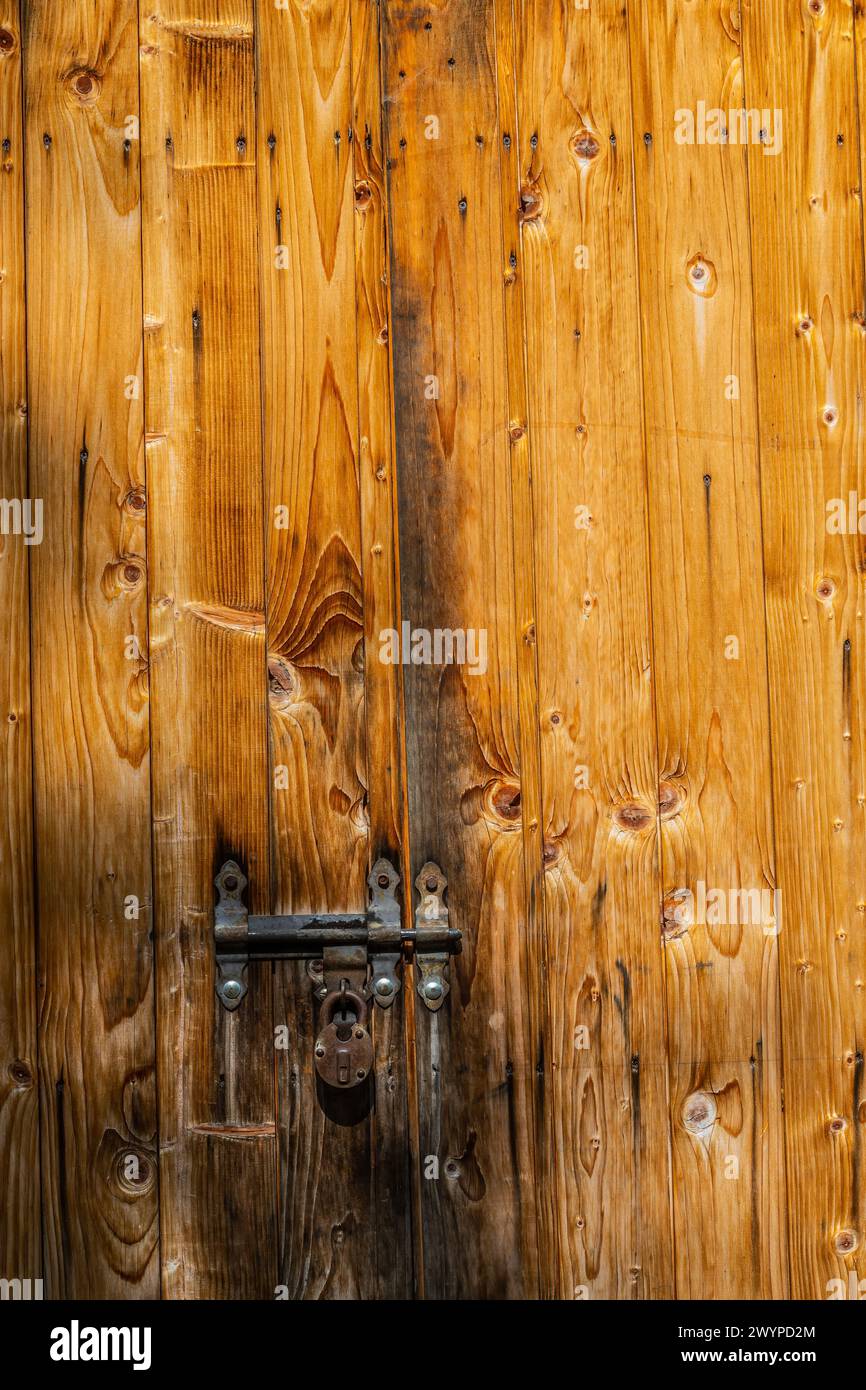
(213, 856, 460, 1086)
(413, 862, 452, 1011)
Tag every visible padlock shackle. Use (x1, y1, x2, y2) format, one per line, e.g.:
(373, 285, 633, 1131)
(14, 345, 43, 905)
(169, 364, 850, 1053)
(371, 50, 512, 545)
(318, 987, 367, 1031)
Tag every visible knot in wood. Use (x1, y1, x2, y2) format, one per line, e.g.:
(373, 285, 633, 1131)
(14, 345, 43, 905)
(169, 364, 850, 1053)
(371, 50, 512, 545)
(66, 67, 101, 105)
(682, 1091, 716, 1134)
(570, 128, 600, 164)
(518, 183, 543, 223)
(486, 778, 522, 826)
(614, 802, 652, 833)
(658, 780, 684, 819)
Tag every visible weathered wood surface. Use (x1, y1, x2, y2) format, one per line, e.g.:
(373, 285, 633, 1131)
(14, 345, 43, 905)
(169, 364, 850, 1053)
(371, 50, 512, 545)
(4, 0, 866, 1301)
(511, 0, 673, 1299)
(629, 0, 787, 1298)
(0, 0, 40, 1285)
(744, 0, 865, 1301)
(257, 0, 410, 1299)
(24, 0, 158, 1296)
(382, 0, 549, 1299)
(493, 0, 555, 1294)
(350, 0, 416, 1297)
(140, 0, 276, 1298)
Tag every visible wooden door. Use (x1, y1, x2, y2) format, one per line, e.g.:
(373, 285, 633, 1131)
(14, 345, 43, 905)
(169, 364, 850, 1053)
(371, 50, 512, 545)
(1, 0, 865, 1304)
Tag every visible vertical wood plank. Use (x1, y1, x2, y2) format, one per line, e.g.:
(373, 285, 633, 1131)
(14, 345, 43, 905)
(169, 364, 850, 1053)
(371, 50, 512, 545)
(383, 0, 548, 1299)
(0, 0, 40, 1284)
(140, 0, 276, 1298)
(24, 0, 158, 1296)
(352, 0, 406, 884)
(492, 0, 556, 1294)
(350, 0, 415, 1296)
(629, 0, 788, 1298)
(744, 0, 865, 1299)
(509, 0, 673, 1299)
(256, 0, 410, 1298)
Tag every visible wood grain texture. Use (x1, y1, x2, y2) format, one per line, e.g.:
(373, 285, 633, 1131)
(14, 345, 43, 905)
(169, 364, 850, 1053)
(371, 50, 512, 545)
(629, 0, 787, 1298)
(350, 0, 415, 1297)
(257, 0, 410, 1298)
(383, 0, 548, 1299)
(510, 0, 673, 1300)
(0, 0, 40, 1284)
(744, 0, 865, 1300)
(140, 0, 276, 1298)
(492, 0, 555, 1295)
(24, 0, 158, 1296)
(10, 0, 866, 1304)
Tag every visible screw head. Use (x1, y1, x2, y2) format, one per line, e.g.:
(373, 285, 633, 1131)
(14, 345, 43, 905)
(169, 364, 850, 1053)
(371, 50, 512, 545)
(374, 976, 395, 997)
(222, 979, 243, 1001)
(315, 1044, 326, 1058)
(422, 978, 444, 1001)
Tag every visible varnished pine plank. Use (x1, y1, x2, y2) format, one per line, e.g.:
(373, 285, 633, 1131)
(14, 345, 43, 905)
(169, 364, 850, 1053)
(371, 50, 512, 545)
(492, 0, 556, 1296)
(383, 0, 547, 1299)
(744, 0, 866, 1299)
(14, 0, 866, 1302)
(629, 0, 788, 1298)
(24, 0, 158, 1296)
(257, 0, 410, 1298)
(140, 0, 276, 1298)
(0, 0, 40, 1285)
(350, 0, 415, 1297)
(510, 0, 673, 1299)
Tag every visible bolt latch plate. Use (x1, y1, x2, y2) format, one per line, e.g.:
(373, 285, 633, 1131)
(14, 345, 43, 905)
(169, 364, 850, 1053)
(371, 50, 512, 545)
(414, 862, 451, 1011)
(213, 857, 460, 1030)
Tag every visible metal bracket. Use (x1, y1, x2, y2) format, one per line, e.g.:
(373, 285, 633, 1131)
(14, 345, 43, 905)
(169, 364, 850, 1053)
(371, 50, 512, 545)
(414, 862, 452, 1011)
(214, 857, 460, 1014)
(213, 861, 252, 1010)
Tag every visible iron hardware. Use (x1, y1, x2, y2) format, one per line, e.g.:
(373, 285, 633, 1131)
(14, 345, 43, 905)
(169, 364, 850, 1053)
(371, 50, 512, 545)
(213, 857, 460, 1085)
(314, 987, 373, 1089)
(413, 862, 452, 1012)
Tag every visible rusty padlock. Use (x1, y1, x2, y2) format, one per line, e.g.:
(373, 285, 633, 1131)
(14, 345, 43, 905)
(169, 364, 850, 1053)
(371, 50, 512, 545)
(314, 987, 373, 1088)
